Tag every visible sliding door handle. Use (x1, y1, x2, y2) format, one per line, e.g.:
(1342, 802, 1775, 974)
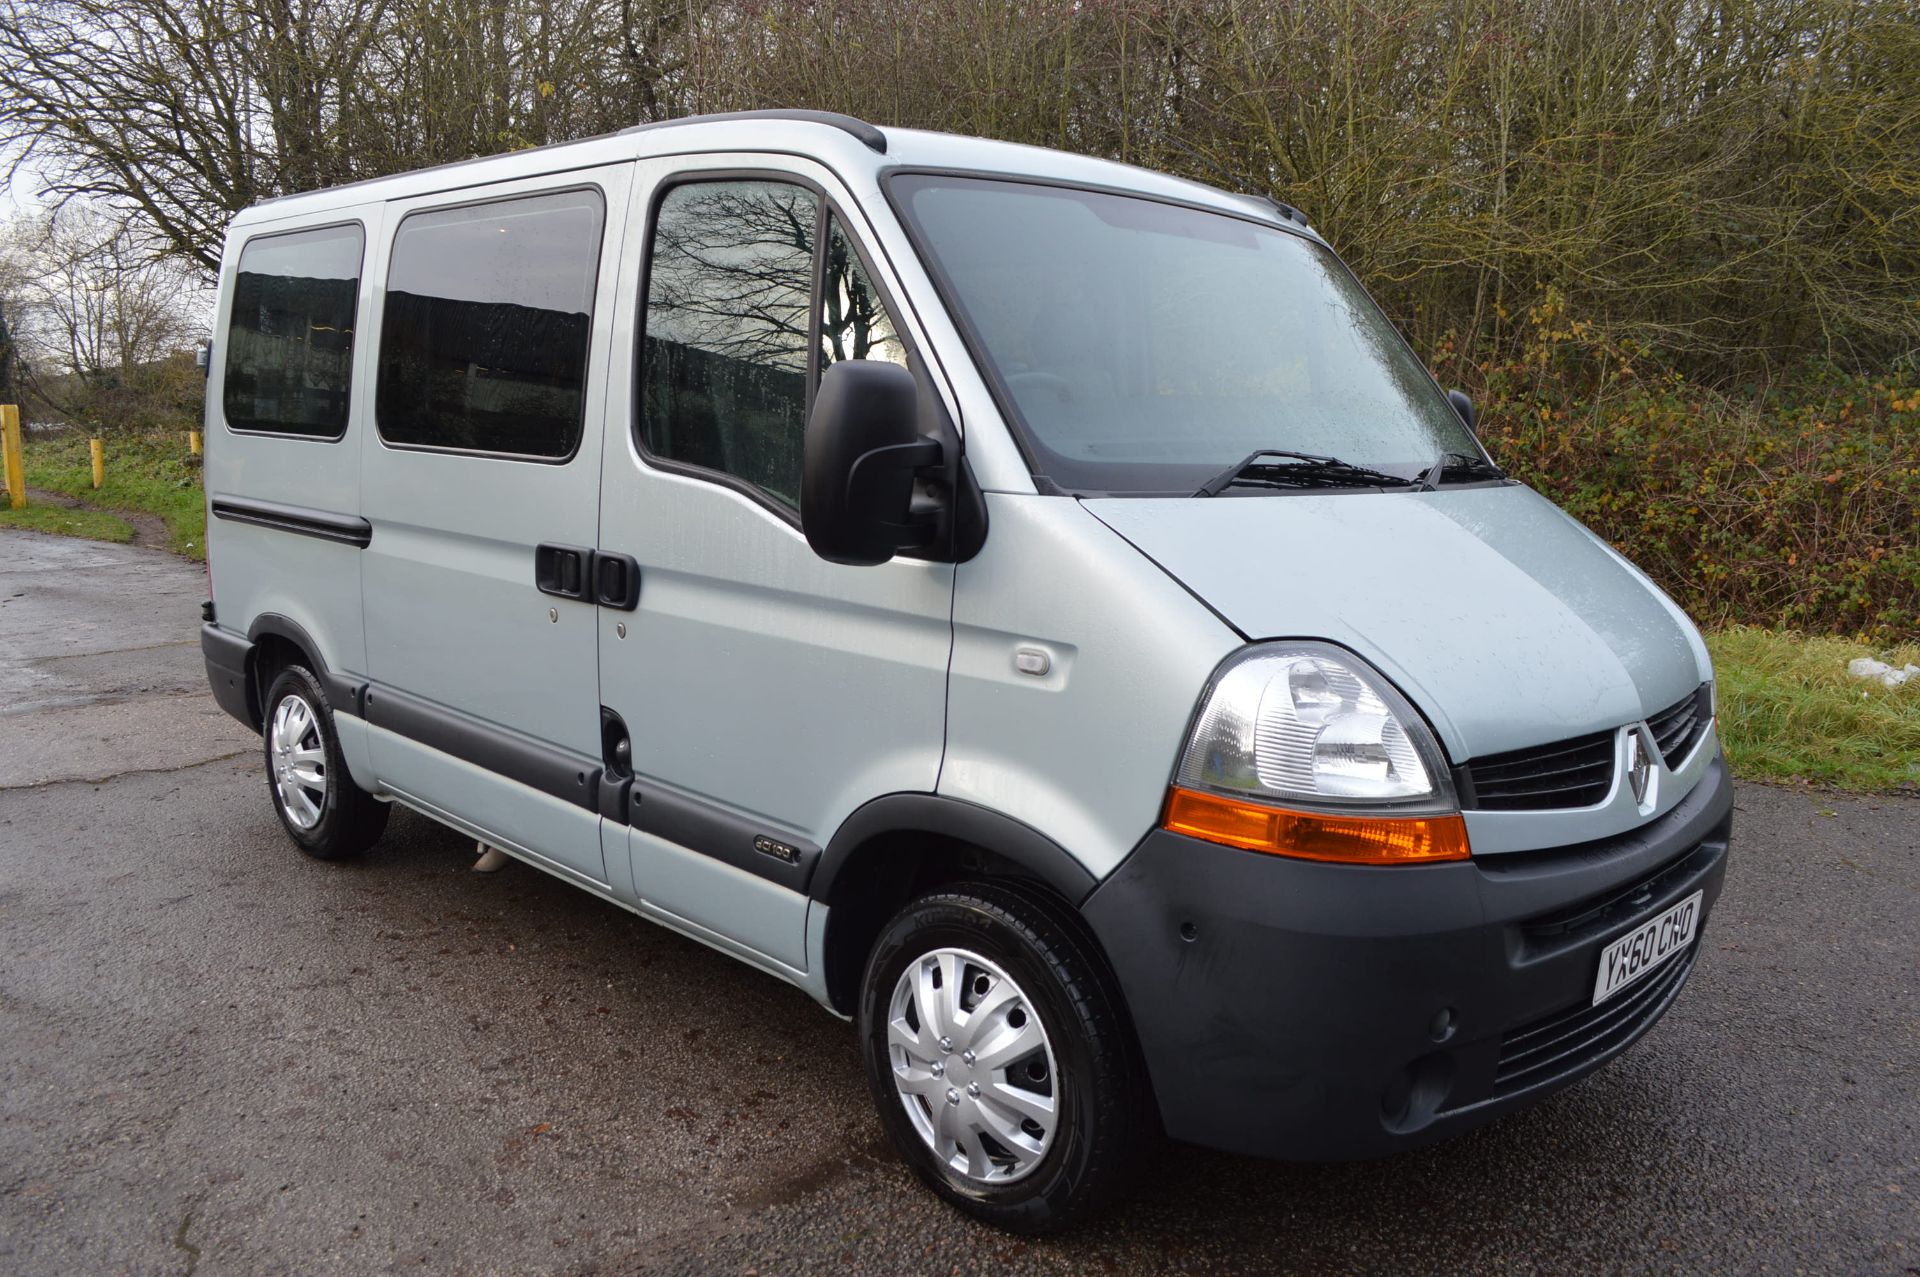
(537, 544, 640, 608)
(535, 543, 594, 601)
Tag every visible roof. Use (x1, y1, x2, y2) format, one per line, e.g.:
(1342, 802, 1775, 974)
(231, 110, 1309, 237)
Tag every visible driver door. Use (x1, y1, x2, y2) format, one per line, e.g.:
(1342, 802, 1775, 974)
(595, 158, 956, 972)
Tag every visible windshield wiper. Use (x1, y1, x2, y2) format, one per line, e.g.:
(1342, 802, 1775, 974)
(1195, 449, 1412, 497)
(1414, 450, 1507, 491)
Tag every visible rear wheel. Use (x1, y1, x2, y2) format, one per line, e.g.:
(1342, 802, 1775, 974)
(261, 664, 388, 859)
(858, 881, 1148, 1233)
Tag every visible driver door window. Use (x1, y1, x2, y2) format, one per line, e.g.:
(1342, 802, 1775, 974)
(638, 180, 905, 509)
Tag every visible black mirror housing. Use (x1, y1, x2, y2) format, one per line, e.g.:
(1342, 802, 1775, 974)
(1447, 388, 1477, 433)
(802, 360, 943, 566)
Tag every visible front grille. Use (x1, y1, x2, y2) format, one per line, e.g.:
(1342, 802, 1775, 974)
(1460, 731, 1614, 810)
(1647, 685, 1710, 768)
(1493, 944, 1696, 1096)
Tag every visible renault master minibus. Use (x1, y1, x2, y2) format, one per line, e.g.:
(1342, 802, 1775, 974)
(201, 110, 1731, 1232)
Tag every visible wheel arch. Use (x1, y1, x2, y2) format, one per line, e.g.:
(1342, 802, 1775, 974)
(246, 613, 362, 721)
(812, 794, 1101, 1016)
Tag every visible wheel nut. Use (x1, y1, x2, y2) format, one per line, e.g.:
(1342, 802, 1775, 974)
(930, 1061, 944, 1077)
(946, 1088, 960, 1106)
(938, 1036, 953, 1054)
(966, 1082, 980, 1098)
(961, 1050, 976, 1066)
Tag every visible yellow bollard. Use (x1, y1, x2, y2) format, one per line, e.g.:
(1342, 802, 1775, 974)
(90, 437, 104, 489)
(189, 430, 202, 457)
(2, 405, 23, 509)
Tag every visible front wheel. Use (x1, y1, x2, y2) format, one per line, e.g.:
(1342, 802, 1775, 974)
(261, 664, 388, 859)
(858, 881, 1149, 1233)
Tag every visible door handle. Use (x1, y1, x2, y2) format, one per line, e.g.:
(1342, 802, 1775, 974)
(536, 544, 640, 608)
(595, 552, 641, 610)
(535, 543, 594, 601)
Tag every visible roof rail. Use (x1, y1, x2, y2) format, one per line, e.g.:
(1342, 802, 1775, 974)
(623, 109, 887, 155)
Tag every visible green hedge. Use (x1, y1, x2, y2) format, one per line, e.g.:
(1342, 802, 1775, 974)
(1463, 305, 1917, 642)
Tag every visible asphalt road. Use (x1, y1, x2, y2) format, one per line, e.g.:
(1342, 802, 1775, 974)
(2, 528, 1915, 1276)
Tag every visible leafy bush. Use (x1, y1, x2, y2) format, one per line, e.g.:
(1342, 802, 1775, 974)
(1467, 298, 1918, 641)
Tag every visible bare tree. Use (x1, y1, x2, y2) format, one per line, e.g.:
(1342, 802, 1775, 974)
(0, 0, 695, 273)
(0, 203, 206, 424)
(2, 0, 1914, 377)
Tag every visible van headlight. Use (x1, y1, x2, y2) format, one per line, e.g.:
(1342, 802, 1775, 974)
(1164, 644, 1469, 864)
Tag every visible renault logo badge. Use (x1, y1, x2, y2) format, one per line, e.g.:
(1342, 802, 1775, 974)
(1627, 728, 1654, 807)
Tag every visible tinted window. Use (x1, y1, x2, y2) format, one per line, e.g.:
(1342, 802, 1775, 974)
(223, 224, 363, 438)
(820, 215, 907, 373)
(639, 180, 818, 505)
(377, 189, 604, 458)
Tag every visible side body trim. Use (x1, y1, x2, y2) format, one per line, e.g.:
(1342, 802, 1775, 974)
(337, 676, 828, 888)
(628, 777, 822, 894)
(362, 683, 601, 812)
(212, 494, 373, 547)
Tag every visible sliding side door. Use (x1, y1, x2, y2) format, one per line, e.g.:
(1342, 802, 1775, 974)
(359, 165, 633, 886)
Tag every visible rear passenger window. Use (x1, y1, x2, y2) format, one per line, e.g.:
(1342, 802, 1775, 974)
(640, 180, 817, 504)
(377, 189, 605, 459)
(223, 224, 364, 438)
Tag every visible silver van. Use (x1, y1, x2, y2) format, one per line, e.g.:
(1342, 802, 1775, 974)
(200, 110, 1731, 1232)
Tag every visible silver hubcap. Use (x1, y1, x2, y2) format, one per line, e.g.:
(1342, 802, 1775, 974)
(886, 948, 1058, 1184)
(269, 694, 328, 830)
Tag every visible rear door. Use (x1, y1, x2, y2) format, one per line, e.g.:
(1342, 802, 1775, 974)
(359, 166, 632, 885)
(595, 157, 956, 971)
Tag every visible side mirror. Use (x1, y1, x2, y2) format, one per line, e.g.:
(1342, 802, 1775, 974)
(1446, 389, 1476, 433)
(801, 360, 943, 566)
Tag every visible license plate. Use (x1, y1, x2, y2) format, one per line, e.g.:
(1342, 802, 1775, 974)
(1592, 890, 1702, 1005)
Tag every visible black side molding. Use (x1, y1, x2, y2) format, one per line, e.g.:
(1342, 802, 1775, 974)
(352, 682, 812, 876)
(629, 777, 821, 894)
(211, 495, 372, 548)
(812, 793, 1098, 906)
(362, 683, 600, 812)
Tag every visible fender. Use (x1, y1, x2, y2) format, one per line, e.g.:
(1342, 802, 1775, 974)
(811, 792, 1098, 906)
(246, 613, 366, 718)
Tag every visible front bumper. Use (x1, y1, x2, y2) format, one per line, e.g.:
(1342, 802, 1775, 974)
(1082, 752, 1733, 1161)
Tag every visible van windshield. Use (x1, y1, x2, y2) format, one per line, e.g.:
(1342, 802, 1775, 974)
(891, 174, 1477, 495)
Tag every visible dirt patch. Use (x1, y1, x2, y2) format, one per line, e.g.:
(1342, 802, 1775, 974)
(26, 487, 171, 551)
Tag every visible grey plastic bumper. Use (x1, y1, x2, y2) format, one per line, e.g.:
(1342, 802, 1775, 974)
(1083, 753, 1734, 1160)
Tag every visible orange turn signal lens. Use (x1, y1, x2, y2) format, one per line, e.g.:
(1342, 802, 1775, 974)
(1161, 787, 1470, 865)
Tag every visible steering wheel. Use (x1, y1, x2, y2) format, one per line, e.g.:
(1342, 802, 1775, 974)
(1004, 370, 1075, 403)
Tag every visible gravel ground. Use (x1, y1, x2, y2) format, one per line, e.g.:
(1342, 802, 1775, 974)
(2, 528, 1915, 1276)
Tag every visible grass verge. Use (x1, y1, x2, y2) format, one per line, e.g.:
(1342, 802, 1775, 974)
(0, 501, 135, 543)
(2, 429, 206, 557)
(1708, 627, 1920, 793)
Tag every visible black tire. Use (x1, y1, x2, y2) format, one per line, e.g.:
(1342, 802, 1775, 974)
(857, 880, 1150, 1233)
(260, 664, 388, 860)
